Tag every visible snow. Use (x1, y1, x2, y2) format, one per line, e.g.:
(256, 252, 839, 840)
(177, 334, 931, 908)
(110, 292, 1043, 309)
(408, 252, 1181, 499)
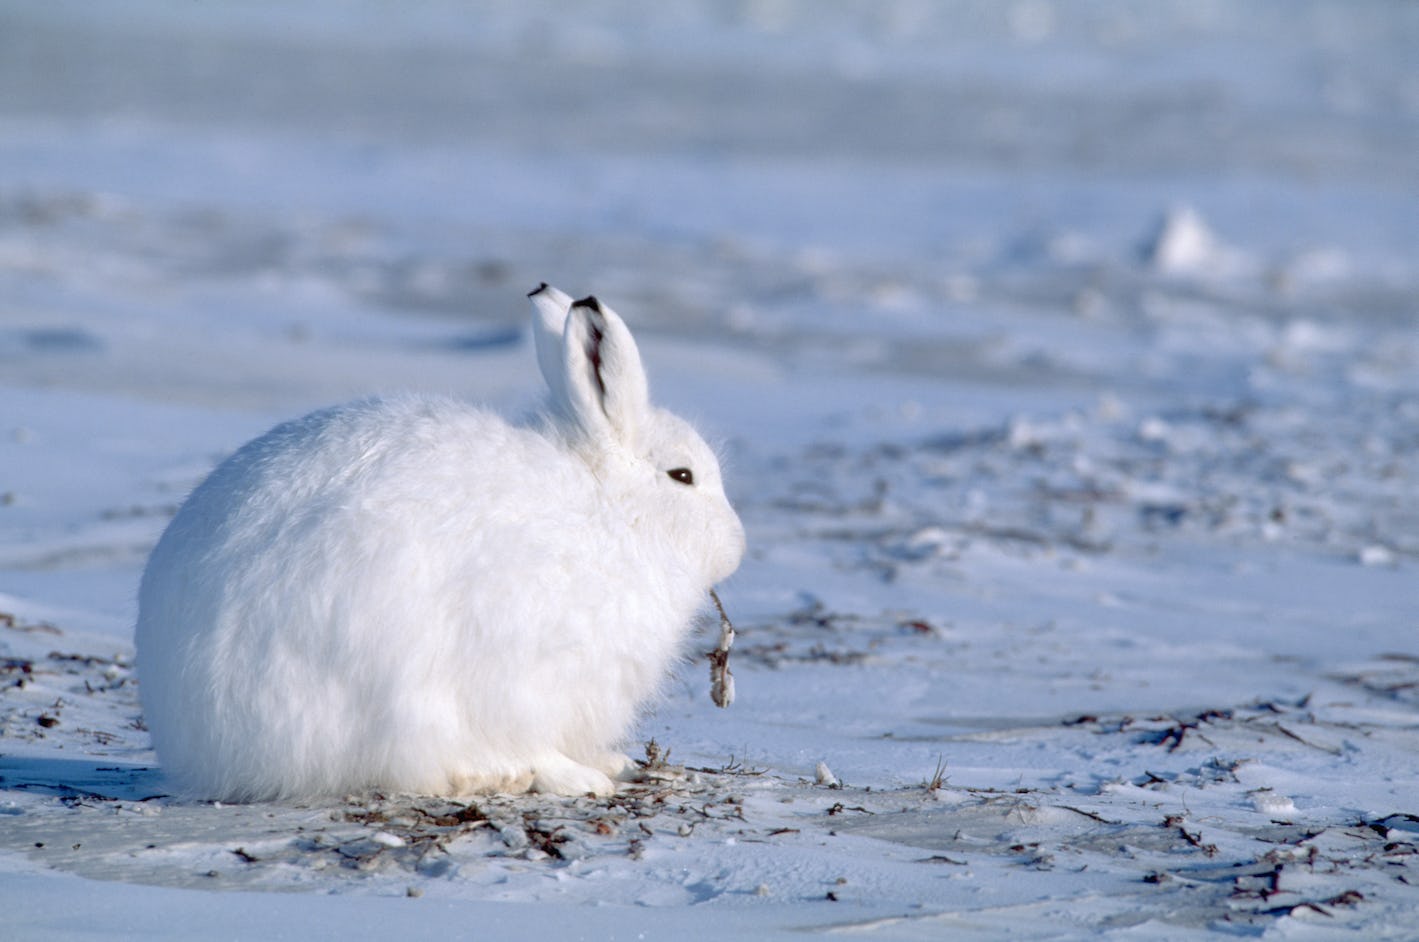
(3, 1, 1418, 938)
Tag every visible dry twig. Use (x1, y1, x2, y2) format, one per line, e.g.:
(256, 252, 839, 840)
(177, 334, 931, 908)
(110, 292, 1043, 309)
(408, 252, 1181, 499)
(707, 589, 736, 708)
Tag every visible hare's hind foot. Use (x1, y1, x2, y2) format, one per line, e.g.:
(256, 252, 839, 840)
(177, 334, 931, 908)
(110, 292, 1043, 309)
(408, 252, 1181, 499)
(444, 766, 534, 797)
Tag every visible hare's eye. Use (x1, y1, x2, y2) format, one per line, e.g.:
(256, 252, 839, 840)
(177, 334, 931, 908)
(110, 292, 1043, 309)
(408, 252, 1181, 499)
(667, 467, 695, 486)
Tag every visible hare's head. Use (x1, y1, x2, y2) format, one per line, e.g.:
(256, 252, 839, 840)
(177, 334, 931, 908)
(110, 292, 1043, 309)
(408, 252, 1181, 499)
(530, 285, 745, 587)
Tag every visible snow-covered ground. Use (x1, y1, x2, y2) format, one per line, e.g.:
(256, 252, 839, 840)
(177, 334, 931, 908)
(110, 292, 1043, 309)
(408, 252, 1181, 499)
(2, 2, 1417, 937)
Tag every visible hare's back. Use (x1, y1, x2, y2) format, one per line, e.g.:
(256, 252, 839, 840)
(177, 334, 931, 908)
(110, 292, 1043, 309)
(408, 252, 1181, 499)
(173, 395, 570, 553)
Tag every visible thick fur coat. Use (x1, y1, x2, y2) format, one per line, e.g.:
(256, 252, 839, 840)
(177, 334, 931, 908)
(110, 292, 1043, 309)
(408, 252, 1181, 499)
(136, 286, 745, 801)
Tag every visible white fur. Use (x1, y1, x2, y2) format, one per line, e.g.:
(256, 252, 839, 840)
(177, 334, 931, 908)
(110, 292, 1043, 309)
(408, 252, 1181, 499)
(135, 288, 745, 802)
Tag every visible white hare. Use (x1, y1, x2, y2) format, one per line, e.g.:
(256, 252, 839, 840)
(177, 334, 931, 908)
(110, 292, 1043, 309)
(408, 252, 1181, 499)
(135, 285, 745, 802)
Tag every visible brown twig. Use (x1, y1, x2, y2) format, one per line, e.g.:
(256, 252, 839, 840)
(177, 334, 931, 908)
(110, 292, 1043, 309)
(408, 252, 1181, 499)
(707, 588, 736, 708)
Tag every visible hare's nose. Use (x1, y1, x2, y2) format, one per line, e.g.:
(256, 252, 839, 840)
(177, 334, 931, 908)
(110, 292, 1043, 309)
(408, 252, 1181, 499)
(712, 516, 747, 584)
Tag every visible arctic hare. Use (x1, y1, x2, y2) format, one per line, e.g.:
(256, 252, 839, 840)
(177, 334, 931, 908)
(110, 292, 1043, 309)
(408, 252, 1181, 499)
(136, 285, 745, 801)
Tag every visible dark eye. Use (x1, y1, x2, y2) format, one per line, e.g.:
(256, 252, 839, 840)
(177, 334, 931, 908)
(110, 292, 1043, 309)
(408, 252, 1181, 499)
(667, 467, 695, 486)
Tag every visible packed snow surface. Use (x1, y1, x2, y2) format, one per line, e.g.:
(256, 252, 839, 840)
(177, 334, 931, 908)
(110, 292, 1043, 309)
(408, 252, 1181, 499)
(2, 2, 1417, 938)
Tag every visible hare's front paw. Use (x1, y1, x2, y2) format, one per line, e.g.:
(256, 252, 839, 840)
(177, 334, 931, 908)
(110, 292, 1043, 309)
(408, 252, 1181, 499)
(593, 751, 636, 781)
(530, 754, 617, 798)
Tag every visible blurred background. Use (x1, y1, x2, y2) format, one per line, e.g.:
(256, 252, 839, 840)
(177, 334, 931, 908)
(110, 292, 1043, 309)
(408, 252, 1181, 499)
(2, 1, 1415, 393)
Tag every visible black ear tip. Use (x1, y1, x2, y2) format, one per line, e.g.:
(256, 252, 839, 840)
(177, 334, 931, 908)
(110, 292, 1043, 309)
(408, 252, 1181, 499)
(572, 295, 604, 313)
(527, 282, 550, 298)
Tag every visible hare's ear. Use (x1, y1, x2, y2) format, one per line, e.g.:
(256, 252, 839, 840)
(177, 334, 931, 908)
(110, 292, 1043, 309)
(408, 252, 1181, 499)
(561, 296, 650, 449)
(528, 283, 575, 402)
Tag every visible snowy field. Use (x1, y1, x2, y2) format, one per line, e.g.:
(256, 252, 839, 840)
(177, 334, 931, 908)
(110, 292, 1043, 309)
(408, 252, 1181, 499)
(2, 2, 1418, 938)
